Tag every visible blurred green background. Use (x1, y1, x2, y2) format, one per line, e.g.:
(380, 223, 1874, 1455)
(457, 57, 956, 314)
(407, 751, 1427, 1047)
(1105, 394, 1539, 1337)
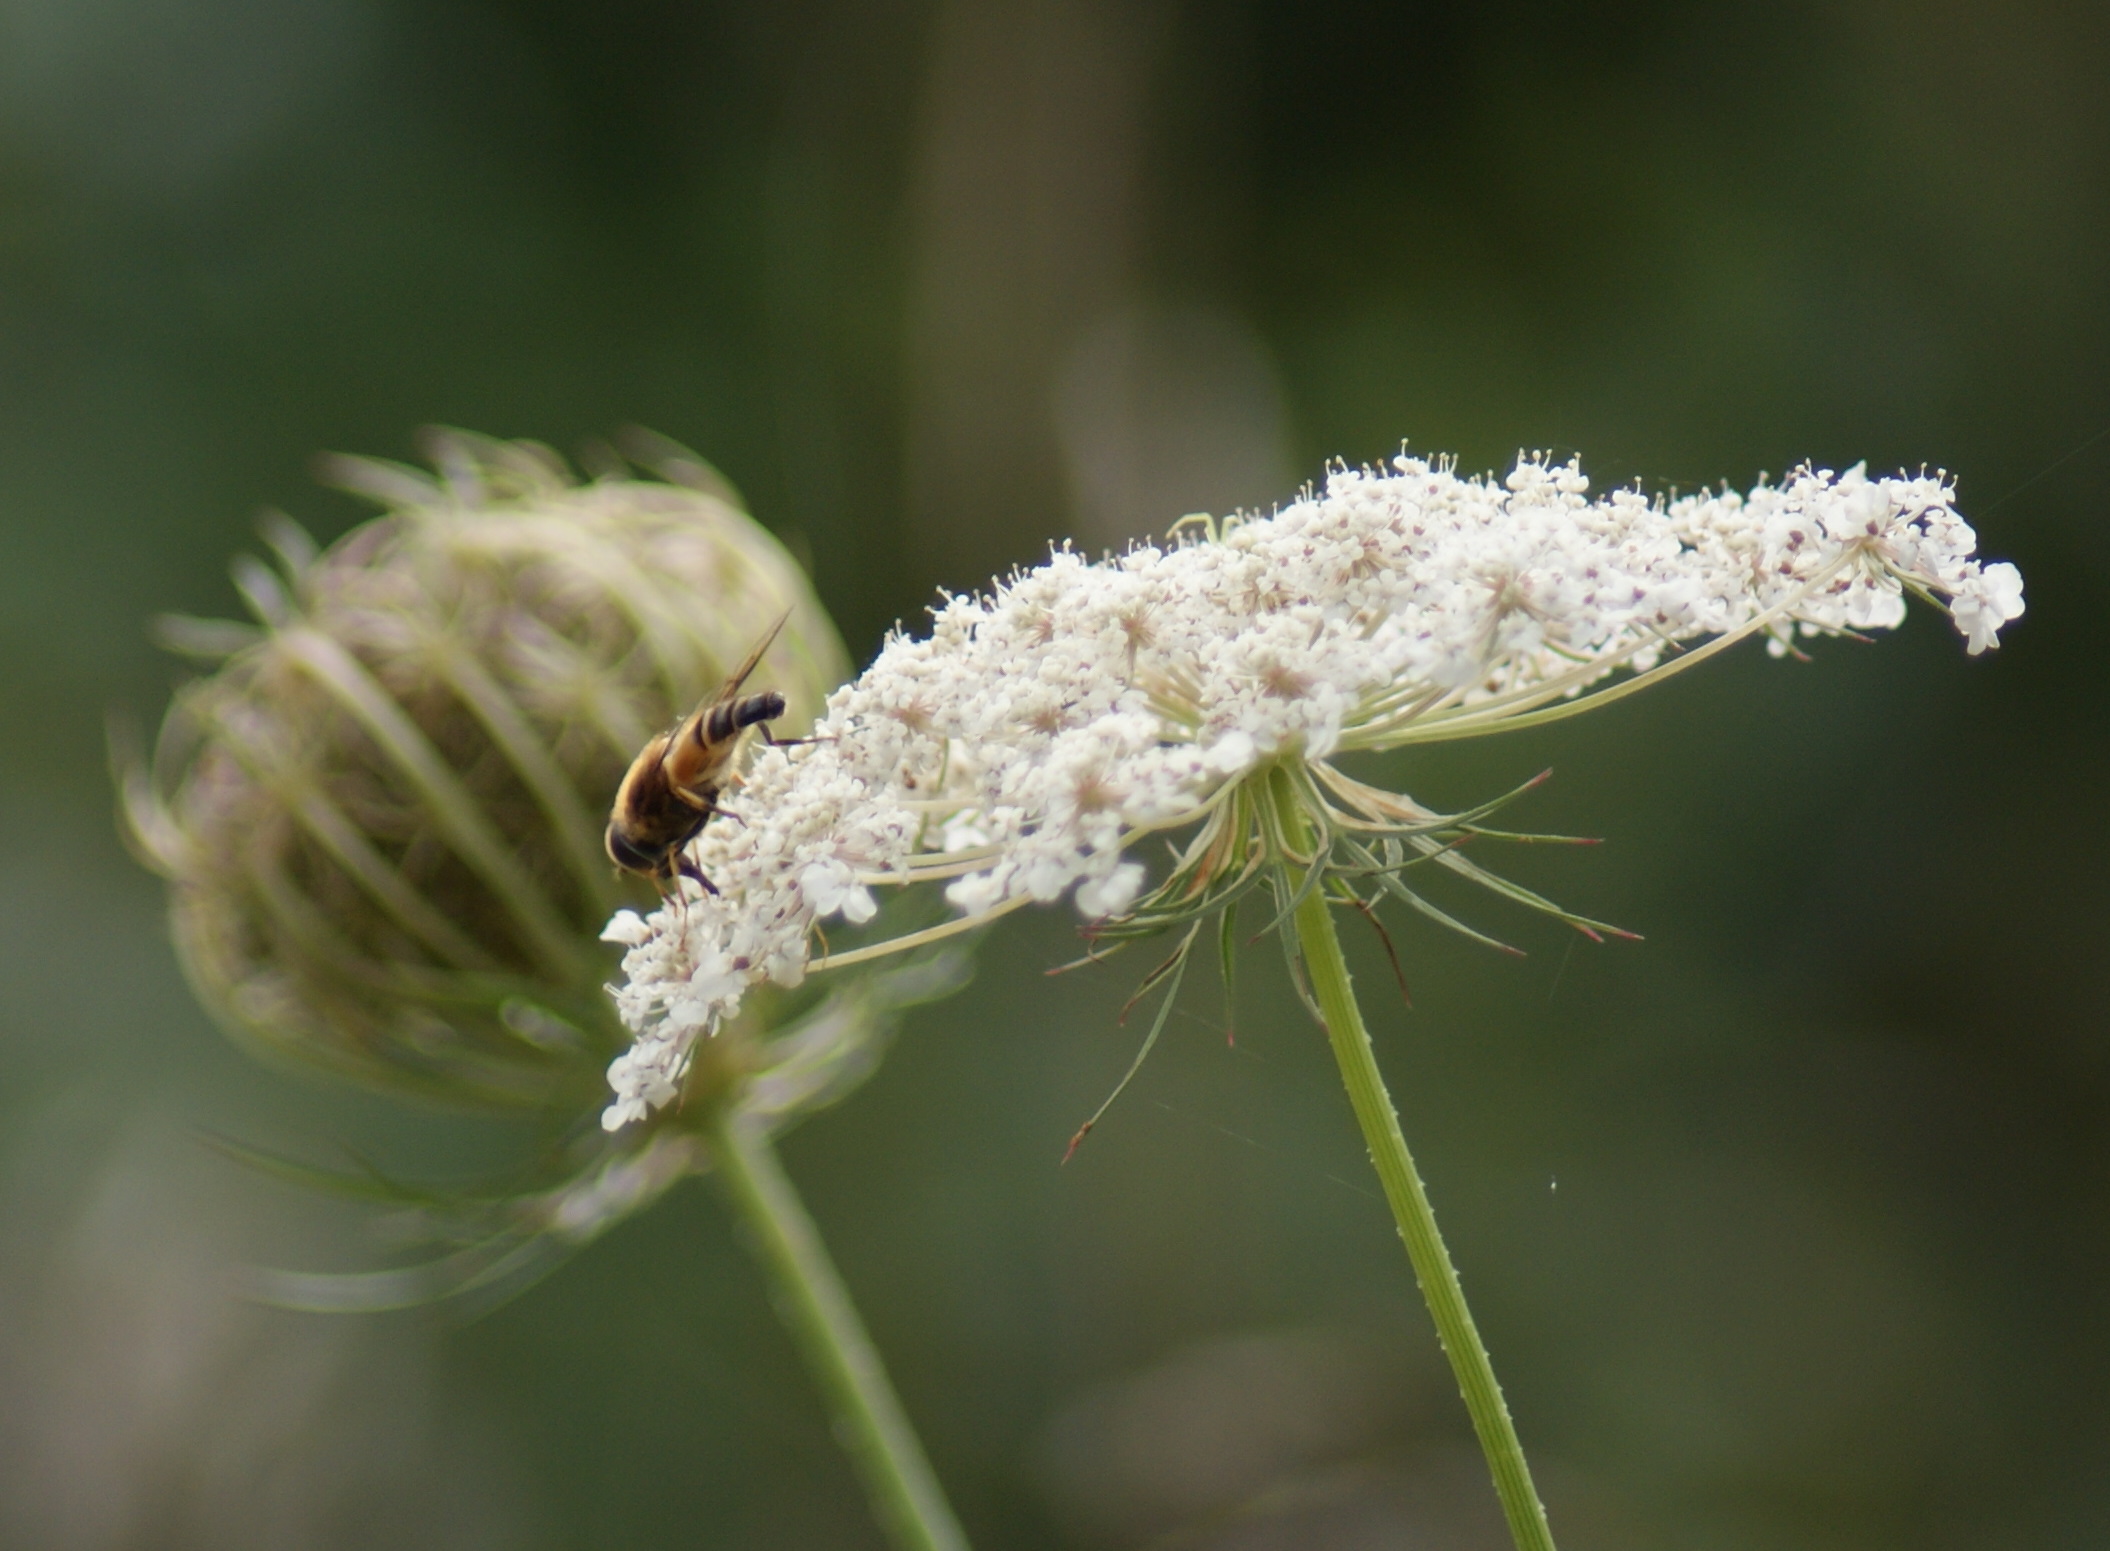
(1, 1, 2104, 1547)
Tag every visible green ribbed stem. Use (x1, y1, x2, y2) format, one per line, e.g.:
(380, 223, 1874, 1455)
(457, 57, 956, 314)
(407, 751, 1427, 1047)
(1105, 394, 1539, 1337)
(1271, 771, 1556, 1551)
(704, 1111, 969, 1551)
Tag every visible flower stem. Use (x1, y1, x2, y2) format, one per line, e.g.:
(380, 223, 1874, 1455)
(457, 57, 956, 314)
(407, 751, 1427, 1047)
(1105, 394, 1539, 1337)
(1272, 775, 1557, 1551)
(704, 1110, 969, 1551)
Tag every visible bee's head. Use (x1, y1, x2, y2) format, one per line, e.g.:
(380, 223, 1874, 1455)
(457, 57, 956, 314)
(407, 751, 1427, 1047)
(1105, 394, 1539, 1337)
(605, 823, 671, 880)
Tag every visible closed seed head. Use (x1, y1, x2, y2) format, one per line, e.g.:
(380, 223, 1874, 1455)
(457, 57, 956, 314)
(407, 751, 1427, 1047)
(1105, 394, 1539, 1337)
(122, 429, 850, 1112)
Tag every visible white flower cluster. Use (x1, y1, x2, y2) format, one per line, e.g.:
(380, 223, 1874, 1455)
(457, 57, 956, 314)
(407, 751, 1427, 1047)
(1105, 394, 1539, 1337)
(599, 451, 2024, 1130)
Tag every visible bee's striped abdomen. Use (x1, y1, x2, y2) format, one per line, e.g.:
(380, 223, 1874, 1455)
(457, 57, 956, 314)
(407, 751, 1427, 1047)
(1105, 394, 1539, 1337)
(604, 612, 792, 891)
(700, 690, 787, 749)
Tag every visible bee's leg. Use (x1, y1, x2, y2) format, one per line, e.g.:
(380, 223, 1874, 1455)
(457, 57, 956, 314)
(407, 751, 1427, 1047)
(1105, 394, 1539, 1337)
(677, 856, 719, 895)
(647, 873, 692, 932)
(692, 797, 745, 834)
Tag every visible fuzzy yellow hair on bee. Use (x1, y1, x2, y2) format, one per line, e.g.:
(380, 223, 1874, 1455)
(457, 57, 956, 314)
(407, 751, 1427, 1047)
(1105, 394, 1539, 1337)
(604, 611, 791, 892)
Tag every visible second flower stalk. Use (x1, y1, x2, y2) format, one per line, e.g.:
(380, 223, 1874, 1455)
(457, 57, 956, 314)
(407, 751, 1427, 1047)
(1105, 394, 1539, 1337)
(1267, 765, 1557, 1551)
(123, 433, 979, 1551)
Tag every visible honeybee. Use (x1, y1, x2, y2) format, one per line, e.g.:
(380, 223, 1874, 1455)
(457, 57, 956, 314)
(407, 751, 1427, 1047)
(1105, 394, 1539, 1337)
(605, 612, 793, 892)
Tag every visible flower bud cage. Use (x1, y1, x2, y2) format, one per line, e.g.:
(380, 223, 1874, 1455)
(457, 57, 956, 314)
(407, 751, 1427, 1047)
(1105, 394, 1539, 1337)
(120, 429, 850, 1114)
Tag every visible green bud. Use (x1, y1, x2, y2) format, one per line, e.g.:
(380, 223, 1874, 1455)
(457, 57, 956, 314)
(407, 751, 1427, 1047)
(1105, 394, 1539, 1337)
(121, 429, 850, 1113)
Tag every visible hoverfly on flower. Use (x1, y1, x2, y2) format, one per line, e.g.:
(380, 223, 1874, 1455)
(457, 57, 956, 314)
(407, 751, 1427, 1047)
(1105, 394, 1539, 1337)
(605, 611, 796, 893)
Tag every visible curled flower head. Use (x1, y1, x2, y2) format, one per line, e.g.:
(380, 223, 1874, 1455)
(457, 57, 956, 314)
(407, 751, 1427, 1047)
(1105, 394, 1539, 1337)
(120, 428, 848, 1110)
(603, 448, 2023, 1132)
(120, 430, 993, 1298)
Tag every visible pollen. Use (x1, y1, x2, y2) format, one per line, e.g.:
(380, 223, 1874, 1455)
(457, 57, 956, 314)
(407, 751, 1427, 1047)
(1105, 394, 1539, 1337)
(889, 698, 936, 734)
(1260, 662, 1313, 700)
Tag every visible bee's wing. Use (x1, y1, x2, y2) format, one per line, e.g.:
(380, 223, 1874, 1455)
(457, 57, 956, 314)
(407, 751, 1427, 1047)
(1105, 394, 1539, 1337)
(709, 607, 793, 704)
(657, 608, 795, 795)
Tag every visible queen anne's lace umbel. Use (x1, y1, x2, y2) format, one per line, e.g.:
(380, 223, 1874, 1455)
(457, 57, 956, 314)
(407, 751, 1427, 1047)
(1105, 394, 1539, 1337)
(600, 451, 2024, 1130)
